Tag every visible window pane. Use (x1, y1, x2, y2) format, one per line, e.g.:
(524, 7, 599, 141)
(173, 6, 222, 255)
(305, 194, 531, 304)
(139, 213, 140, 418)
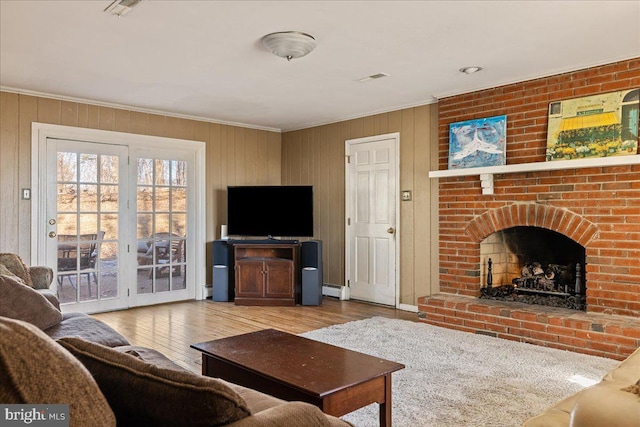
(137, 214, 153, 239)
(58, 184, 77, 212)
(137, 187, 153, 212)
(100, 214, 118, 239)
(57, 214, 77, 235)
(137, 268, 153, 294)
(80, 184, 98, 212)
(57, 152, 77, 182)
(137, 158, 154, 185)
(172, 160, 187, 186)
(79, 214, 98, 235)
(156, 187, 170, 212)
(100, 156, 118, 184)
(79, 154, 98, 183)
(172, 214, 186, 237)
(155, 214, 170, 234)
(155, 159, 170, 185)
(172, 188, 186, 212)
(101, 185, 118, 211)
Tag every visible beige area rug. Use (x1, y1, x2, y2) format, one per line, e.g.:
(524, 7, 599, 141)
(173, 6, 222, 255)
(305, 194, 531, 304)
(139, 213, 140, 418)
(301, 317, 619, 427)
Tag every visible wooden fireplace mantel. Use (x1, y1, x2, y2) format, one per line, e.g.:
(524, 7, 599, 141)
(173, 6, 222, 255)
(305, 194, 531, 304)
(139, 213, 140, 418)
(428, 154, 640, 195)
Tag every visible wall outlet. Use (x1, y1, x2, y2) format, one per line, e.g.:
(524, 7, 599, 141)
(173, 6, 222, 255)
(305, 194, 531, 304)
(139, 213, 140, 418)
(402, 190, 412, 201)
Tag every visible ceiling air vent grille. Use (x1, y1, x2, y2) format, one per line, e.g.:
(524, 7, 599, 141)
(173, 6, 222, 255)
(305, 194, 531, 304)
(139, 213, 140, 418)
(104, 0, 142, 17)
(358, 73, 390, 82)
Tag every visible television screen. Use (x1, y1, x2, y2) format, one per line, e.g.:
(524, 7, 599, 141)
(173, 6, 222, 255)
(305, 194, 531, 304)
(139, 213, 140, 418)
(227, 186, 314, 238)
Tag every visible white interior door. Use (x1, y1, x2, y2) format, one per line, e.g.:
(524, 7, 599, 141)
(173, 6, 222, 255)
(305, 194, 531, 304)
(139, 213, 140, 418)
(346, 134, 398, 306)
(45, 138, 129, 313)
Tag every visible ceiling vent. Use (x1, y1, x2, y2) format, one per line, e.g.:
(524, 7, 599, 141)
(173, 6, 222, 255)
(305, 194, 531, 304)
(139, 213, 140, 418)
(104, 0, 142, 17)
(358, 73, 389, 82)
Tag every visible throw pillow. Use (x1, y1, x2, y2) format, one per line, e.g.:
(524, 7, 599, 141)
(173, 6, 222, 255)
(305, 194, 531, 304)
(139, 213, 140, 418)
(0, 263, 26, 286)
(0, 253, 33, 287)
(0, 275, 62, 330)
(57, 337, 251, 427)
(0, 316, 116, 426)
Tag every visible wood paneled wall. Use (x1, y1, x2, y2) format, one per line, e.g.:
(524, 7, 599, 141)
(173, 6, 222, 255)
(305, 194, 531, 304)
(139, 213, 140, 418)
(282, 105, 440, 305)
(0, 91, 281, 284)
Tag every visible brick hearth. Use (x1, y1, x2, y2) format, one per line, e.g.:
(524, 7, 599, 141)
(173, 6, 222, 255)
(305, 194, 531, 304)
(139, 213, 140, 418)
(418, 294, 640, 360)
(421, 58, 640, 358)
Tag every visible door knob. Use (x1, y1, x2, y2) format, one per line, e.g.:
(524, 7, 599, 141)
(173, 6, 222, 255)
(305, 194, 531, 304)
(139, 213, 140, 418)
(49, 231, 57, 238)
(387, 227, 395, 234)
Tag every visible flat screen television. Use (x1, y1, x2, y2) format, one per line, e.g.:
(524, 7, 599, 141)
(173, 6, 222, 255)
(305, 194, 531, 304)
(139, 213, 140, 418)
(227, 186, 314, 238)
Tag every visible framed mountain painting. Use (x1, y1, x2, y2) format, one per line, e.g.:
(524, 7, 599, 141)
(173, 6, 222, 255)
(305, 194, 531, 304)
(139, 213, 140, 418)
(448, 115, 507, 170)
(546, 89, 639, 161)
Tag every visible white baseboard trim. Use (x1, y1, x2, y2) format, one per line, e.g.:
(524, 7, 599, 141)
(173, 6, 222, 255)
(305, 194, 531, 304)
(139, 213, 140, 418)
(203, 285, 213, 299)
(397, 303, 419, 313)
(322, 284, 349, 300)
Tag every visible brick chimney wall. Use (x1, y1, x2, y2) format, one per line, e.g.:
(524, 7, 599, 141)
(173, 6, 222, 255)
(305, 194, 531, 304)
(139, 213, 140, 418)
(435, 58, 640, 317)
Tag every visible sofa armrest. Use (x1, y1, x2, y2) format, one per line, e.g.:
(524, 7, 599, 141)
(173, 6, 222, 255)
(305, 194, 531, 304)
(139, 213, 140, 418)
(569, 381, 640, 427)
(29, 266, 54, 289)
(226, 402, 350, 427)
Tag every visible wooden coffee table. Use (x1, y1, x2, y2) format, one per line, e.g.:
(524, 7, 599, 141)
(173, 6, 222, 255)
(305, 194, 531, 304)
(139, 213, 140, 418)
(191, 329, 404, 427)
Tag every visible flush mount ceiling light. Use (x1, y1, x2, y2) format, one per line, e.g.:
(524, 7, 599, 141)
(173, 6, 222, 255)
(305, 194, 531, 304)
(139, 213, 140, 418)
(459, 66, 483, 74)
(104, 0, 142, 17)
(262, 31, 316, 61)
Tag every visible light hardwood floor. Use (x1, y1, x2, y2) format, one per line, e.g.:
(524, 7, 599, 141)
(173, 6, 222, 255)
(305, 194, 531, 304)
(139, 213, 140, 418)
(92, 298, 418, 373)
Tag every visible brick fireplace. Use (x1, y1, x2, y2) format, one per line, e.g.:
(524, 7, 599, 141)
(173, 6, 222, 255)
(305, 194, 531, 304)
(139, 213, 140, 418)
(418, 58, 640, 360)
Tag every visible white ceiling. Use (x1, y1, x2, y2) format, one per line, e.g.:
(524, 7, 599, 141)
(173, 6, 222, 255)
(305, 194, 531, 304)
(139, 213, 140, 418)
(1, 1, 639, 132)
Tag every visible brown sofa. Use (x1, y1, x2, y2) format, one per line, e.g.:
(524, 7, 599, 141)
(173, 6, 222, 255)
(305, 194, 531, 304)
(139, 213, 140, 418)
(0, 254, 350, 427)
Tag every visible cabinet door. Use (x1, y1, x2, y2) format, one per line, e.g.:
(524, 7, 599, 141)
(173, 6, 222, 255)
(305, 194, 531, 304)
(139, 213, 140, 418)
(236, 260, 265, 297)
(264, 260, 294, 298)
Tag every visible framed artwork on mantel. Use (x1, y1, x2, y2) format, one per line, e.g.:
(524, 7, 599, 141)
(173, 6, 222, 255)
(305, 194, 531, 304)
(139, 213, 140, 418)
(546, 88, 639, 161)
(448, 115, 507, 170)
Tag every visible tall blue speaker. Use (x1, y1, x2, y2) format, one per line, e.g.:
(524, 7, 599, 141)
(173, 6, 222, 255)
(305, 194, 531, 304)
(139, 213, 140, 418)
(301, 240, 323, 306)
(212, 240, 232, 302)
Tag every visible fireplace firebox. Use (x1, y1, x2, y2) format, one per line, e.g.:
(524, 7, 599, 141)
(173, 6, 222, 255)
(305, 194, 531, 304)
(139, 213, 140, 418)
(479, 227, 586, 310)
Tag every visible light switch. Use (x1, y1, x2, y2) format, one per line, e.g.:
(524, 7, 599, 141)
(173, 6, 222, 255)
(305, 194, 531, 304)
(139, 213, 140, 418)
(21, 188, 31, 200)
(402, 190, 412, 201)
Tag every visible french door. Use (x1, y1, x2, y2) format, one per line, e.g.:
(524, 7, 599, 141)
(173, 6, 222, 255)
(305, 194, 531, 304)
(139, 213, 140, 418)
(39, 134, 199, 313)
(131, 148, 193, 307)
(46, 139, 129, 313)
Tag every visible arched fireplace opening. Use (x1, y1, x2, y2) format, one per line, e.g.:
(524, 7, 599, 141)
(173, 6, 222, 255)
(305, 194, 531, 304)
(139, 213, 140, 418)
(479, 226, 586, 310)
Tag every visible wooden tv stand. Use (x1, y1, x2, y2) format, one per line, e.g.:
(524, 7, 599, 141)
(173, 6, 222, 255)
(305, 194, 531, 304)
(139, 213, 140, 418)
(233, 243, 300, 306)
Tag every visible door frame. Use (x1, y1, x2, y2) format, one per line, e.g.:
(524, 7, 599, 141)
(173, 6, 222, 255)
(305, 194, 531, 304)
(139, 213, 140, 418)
(31, 122, 207, 304)
(344, 132, 401, 308)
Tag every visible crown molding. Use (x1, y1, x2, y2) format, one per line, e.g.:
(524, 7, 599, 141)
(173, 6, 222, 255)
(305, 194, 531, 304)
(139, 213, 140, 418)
(0, 86, 282, 133)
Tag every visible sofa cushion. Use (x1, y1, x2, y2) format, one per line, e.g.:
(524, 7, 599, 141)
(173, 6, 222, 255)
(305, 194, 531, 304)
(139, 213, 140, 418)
(44, 312, 130, 347)
(0, 275, 62, 330)
(0, 317, 116, 426)
(58, 337, 251, 427)
(0, 253, 33, 287)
